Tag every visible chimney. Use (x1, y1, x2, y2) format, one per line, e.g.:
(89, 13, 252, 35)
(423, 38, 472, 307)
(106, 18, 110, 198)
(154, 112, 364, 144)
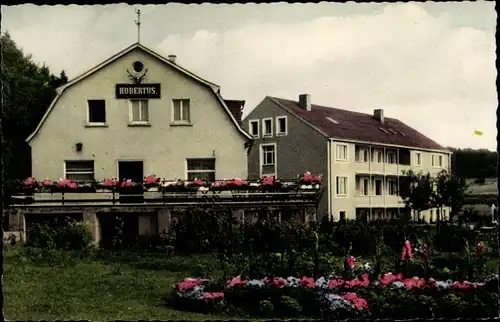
(374, 109, 384, 123)
(299, 94, 311, 111)
(168, 55, 177, 64)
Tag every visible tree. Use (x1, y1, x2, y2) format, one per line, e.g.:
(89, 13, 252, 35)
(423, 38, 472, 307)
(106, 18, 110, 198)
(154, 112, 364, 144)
(1, 32, 67, 205)
(399, 170, 434, 223)
(433, 170, 469, 225)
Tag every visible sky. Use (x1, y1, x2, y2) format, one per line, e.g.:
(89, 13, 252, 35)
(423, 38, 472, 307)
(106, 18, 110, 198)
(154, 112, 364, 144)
(1, 2, 497, 150)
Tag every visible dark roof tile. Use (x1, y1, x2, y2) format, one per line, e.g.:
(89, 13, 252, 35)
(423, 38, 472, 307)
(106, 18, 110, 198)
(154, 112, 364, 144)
(269, 96, 448, 151)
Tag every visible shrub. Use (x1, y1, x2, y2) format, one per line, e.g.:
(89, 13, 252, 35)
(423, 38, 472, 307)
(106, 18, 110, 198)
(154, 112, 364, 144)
(259, 299, 274, 316)
(27, 219, 93, 250)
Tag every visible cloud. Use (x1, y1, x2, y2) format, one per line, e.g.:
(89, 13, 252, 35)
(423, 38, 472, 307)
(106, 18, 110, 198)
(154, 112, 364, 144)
(3, 3, 496, 149)
(157, 3, 496, 149)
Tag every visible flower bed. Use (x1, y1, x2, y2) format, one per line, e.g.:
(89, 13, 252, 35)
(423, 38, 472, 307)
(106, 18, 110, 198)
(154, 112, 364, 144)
(170, 273, 499, 318)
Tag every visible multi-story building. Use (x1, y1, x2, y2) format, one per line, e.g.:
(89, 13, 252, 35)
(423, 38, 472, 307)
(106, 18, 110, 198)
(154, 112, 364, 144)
(243, 94, 452, 222)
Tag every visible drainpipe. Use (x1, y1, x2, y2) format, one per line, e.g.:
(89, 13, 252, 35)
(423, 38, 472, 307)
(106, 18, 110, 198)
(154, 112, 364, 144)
(396, 148, 401, 220)
(368, 146, 372, 222)
(327, 139, 332, 220)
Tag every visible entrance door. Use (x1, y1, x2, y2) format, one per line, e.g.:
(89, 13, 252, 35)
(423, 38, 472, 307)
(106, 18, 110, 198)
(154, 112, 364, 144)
(118, 161, 144, 203)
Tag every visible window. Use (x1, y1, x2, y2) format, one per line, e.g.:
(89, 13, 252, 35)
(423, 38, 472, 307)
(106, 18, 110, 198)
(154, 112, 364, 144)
(172, 99, 190, 123)
(336, 144, 348, 161)
(65, 160, 95, 183)
(359, 178, 369, 196)
(260, 144, 276, 175)
(339, 211, 346, 221)
(432, 154, 443, 168)
(372, 149, 382, 163)
(388, 180, 398, 195)
(415, 152, 422, 166)
(262, 118, 273, 137)
(357, 149, 368, 162)
(187, 158, 215, 182)
(336, 176, 348, 196)
(387, 151, 396, 164)
(249, 120, 259, 138)
(130, 100, 149, 123)
(276, 116, 287, 136)
(87, 100, 106, 124)
(374, 179, 383, 195)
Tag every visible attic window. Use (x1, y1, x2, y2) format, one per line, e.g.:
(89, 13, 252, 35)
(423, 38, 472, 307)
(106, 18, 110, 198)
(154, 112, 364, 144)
(378, 127, 389, 133)
(398, 131, 406, 136)
(133, 61, 144, 72)
(325, 117, 339, 124)
(387, 129, 398, 135)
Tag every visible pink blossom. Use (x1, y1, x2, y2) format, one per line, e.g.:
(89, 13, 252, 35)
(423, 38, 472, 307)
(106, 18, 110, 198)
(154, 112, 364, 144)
(24, 177, 37, 188)
(328, 279, 345, 288)
(379, 273, 404, 286)
(272, 277, 286, 288)
(342, 292, 368, 310)
(200, 292, 224, 300)
(228, 276, 246, 288)
(121, 179, 134, 187)
(176, 278, 206, 292)
(144, 175, 160, 185)
(56, 178, 78, 189)
(261, 176, 276, 186)
(313, 175, 322, 184)
(401, 240, 414, 262)
(227, 178, 249, 188)
(345, 256, 356, 270)
(450, 281, 478, 290)
(42, 179, 53, 187)
(301, 172, 314, 184)
(103, 178, 120, 188)
(300, 276, 316, 288)
(191, 178, 205, 186)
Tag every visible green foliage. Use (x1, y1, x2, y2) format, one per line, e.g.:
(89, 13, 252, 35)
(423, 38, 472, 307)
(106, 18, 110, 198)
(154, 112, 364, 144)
(27, 219, 93, 251)
(450, 147, 497, 179)
(259, 299, 274, 316)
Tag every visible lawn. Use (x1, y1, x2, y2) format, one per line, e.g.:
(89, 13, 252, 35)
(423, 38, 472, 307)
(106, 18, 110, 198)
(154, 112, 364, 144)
(4, 246, 226, 320)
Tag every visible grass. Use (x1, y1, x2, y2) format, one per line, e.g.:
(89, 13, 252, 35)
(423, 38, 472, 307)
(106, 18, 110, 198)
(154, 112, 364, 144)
(4, 246, 227, 320)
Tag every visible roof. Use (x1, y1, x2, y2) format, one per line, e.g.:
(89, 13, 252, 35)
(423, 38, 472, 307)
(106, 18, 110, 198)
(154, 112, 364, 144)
(26, 43, 252, 142)
(267, 96, 449, 152)
(224, 100, 245, 125)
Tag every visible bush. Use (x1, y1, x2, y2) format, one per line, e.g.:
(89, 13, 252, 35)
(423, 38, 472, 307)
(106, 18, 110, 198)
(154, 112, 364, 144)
(27, 219, 93, 250)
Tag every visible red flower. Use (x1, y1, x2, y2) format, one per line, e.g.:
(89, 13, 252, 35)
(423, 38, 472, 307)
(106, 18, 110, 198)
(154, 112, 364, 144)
(176, 278, 206, 292)
(56, 178, 78, 189)
(300, 276, 316, 288)
(261, 175, 277, 186)
(401, 240, 414, 262)
(121, 179, 135, 187)
(144, 175, 160, 186)
(450, 281, 478, 290)
(328, 279, 345, 288)
(42, 179, 53, 187)
(313, 175, 322, 184)
(103, 178, 120, 188)
(24, 177, 37, 188)
(379, 273, 404, 286)
(301, 172, 314, 184)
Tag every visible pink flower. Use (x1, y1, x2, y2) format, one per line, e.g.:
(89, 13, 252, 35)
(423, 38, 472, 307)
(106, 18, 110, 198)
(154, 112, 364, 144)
(227, 178, 249, 188)
(121, 179, 134, 187)
(176, 278, 206, 292)
(272, 278, 286, 288)
(191, 178, 205, 186)
(200, 292, 224, 300)
(345, 256, 356, 270)
(261, 176, 276, 186)
(300, 276, 316, 288)
(228, 276, 246, 288)
(401, 240, 413, 262)
(379, 273, 404, 286)
(24, 177, 37, 188)
(301, 172, 314, 184)
(103, 178, 120, 188)
(328, 279, 345, 288)
(342, 292, 368, 310)
(450, 281, 478, 290)
(42, 179, 53, 187)
(144, 175, 160, 186)
(56, 178, 78, 189)
(313, 175, 322, 184)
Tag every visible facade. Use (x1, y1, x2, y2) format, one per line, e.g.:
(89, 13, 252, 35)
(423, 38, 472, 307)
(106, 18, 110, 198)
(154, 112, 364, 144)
(26, 42, 251, 183)
(243, 95, 452, 222)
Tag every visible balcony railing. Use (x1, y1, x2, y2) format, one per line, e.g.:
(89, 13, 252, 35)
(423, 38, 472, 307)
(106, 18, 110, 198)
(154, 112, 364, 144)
(12, 177, 324, 208)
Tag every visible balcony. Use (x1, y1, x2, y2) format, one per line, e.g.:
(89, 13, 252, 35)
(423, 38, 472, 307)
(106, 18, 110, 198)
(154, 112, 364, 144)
(355, 195, 404, 208)
(354, 145, 411, 175)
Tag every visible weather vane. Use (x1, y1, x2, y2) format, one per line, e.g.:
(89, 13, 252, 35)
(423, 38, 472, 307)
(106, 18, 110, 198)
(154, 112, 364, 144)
(135, 9, 141, 44)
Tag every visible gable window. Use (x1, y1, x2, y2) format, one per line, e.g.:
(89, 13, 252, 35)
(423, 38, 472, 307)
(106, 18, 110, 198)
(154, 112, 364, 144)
(187, 158, 215, 182)
(336, 176, 348, 196)
(249, 120, 259, 138)
(65, 160, 95, 183)
(276, 116, 287, 136)
(260, 144, 276, 175)
(262, 118, 273, 137)
(335, 144, 348, 162)
(130, 100, 149, 124)
(172, 99, 190, 123)
(87, 100, 106, 124)
(432, 154, 443, 168)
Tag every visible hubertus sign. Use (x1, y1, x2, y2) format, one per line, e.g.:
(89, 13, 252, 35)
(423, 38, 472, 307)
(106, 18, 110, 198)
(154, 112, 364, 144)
(115, 84, 161, 99)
